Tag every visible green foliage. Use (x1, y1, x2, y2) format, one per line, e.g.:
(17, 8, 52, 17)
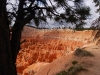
(93, 0, 100, 13)
(54, 17, 61, 22)
(56, 65, 85, 75)
(67, 65, 85, 75)
(74, 48, 94, 57)
(7, 0, 91, 29)
(66, 15, 78, 23)
(56, 59, 86, 75)
(93, 0, 99, 6)
(75, 7, 90, 18)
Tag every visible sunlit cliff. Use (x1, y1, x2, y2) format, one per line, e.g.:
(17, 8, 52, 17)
(16, 26, 98, 75)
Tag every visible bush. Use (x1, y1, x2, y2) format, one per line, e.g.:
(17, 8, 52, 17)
(56, 65, 86, 75)
(74, 48, 94, 57)
(67, 65, 85, 75)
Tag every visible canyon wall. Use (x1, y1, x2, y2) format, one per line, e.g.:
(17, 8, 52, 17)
(17, 26, 96, 75)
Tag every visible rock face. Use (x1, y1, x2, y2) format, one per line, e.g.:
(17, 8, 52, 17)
(16, 26, 95, 75)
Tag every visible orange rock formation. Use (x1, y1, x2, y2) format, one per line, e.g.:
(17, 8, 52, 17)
(16, 26, 95, 75)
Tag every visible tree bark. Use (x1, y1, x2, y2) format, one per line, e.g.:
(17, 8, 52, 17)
(0, 0, 17, 75)
(0, 0, 35, 74)
(10, 0, 24, 63)
(11, 0, 35, 63)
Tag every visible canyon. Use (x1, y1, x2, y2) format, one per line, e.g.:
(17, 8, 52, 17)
(16, 26, 99, 75)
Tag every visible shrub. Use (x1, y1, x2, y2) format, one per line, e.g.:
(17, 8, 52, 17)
(56, 65, 86, 75)
(67, 65, 84, 75)
(74, 48, 94, 57)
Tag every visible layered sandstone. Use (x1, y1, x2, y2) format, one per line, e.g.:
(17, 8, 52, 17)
(16, 26, 96, 75)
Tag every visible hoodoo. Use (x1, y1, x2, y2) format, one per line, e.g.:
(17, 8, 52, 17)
(16, 26, 98, 75)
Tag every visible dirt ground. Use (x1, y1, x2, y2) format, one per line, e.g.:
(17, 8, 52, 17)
(32, 44, 98, 75)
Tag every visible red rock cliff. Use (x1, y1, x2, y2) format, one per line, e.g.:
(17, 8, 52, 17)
(16, 26, 95, 75)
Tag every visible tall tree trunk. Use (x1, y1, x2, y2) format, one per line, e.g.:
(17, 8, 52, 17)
(11, 0, 25, 63)
(11, 22, 23, 63)
(0, 0, 17, 75)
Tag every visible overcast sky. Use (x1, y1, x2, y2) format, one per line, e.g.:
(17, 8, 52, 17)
(84, 0, 99, 27)
(41, 0, 100, 28)
(85, 0, 99, 19)
(8, 0, 99, 28)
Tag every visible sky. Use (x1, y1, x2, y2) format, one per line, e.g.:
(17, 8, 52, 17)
(85, 0, 99, 19)
(84, 0, 99, 27)
(38, 0, 100, 28)
(7, 0, 99, 28)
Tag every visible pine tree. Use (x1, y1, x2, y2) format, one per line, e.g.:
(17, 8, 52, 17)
(0, 0, 90, 74)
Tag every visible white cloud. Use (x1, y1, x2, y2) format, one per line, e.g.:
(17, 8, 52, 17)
(84, 0, 99, 27)
(7, 0, 99, 28)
